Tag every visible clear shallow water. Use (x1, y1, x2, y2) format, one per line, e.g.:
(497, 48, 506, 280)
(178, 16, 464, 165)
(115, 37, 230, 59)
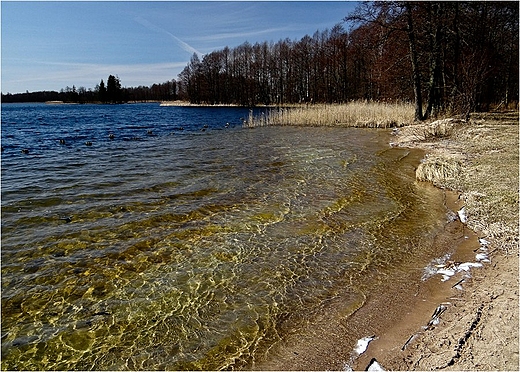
(1, 103, 446, 370)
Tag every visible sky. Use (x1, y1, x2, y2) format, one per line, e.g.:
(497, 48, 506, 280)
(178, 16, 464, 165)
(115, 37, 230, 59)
(1, 1, 359, 94)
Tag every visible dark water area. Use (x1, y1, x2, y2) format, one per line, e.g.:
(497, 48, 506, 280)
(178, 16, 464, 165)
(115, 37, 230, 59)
(1, 103, 446, 370)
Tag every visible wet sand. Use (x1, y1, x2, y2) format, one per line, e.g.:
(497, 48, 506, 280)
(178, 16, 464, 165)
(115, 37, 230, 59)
(253, 190, 482, 371)
(351, 191, 485, 371)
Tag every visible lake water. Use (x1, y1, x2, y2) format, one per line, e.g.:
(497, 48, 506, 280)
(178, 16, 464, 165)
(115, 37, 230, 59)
(1, 103, 447, 370)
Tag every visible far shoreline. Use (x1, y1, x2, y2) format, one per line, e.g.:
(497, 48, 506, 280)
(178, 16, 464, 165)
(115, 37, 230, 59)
(4, 100, 270, 107)
(159, 100, 280, 108)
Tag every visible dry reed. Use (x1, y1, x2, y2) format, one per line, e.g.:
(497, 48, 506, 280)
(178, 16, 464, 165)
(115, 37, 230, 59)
(396, 118, 465, 143)
(415, 156, 462, 186)
(244, 101, 415, 129)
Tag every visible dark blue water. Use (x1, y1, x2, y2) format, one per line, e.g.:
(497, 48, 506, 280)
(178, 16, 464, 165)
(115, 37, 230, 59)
(1, 103, 447, 370)
(1, 103, 258, 157)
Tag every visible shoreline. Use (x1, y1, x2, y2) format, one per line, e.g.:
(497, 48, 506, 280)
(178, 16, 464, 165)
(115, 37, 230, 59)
(383, 112, 519, 370)
(159, 100, 279, 108)
(349, 191, 488, 370)
(160, 100, 240, 107)
(252, 111, 518, 370)
(253, 188, 486, 371)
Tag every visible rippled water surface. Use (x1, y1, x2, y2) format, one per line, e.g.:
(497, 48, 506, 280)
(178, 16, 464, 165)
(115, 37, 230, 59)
(1, 103, 446, 370)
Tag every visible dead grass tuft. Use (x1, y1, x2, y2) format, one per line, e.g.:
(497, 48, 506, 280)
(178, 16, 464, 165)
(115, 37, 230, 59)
(415, 156, 462, 186)
(393, 118, 466, 146)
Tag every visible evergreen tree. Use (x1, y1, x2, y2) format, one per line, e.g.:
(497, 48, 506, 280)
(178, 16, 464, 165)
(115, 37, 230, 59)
(98, 79, 107, 103)
(107, 75, 122, 103)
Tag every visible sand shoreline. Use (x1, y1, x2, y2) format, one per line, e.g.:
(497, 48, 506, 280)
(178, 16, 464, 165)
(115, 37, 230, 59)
(349, 191, 496, 370)
(253, 188, 490, 371)
(352, 112, 519, 370)
(382, 112, 519, 370)
(252, 112, 518, 370)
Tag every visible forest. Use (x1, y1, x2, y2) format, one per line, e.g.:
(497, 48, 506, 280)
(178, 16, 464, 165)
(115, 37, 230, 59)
(177, 1, 518, 119)
(2, 2, 518, 120)
(1, 75, 177, 104)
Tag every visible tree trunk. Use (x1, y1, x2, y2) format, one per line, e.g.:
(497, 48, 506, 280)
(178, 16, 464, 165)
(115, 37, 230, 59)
(405, 4, 424, 121)
(424, 3, 444, 119)
(449, 2, 461, 114)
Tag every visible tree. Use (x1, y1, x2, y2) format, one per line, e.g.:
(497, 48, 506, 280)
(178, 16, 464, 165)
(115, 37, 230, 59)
(344, 1, 518, 119)
(98, 79, 107, 103)
(178, 53, 202, 103)
(106, 75, 122, 103)
(403, 2, 424, 121)
(173, 2, 517, 110)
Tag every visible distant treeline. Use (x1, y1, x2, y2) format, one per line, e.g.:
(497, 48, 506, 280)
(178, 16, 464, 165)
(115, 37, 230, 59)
(2, 2, 517, 120)
(177, 1, 518, 119)
(1, 75, 177, 104)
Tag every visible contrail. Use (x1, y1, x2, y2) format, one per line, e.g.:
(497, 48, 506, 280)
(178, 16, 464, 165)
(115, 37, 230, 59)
(134, 16, 202, 56)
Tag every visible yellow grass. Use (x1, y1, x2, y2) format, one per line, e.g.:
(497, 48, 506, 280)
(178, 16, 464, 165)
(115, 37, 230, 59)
(244, 101, 415, 128)
(415, 156, 462, 186)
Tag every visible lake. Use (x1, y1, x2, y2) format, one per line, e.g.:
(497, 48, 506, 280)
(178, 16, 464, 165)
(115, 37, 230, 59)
(1, 103, 447, 370)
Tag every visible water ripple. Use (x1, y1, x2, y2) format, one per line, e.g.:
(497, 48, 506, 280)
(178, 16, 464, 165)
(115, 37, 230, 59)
(1, 104, 446, 370)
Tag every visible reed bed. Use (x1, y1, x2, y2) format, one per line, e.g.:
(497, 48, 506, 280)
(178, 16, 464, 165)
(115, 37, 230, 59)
(244, 101, 415, 129)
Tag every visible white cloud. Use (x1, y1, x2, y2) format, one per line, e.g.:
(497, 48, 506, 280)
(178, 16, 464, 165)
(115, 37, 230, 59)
(134, 16, 202, 56)
(190, 26, 298, 44)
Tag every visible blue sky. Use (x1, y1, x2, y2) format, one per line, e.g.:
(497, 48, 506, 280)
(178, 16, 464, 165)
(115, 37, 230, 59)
(1, 1, 358, 94)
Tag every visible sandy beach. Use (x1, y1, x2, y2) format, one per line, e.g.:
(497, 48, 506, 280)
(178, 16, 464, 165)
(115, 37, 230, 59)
(160, 100, 242, 107)
(253, 111, 518, 371)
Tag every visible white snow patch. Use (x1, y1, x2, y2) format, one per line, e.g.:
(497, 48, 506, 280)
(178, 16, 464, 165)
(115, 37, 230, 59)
(458, 207, 467, 223)
(367, 359, 385, 371)
(354, 336, 375, 356)
(344, 336, 379, 371)
(423, 259, 485, 282)
(423, 235, 493, 284)
(479, 238, 490, 246)
(476, 253, 490, 262)
(422, 254, 451, 280)
(458, 262, 483, 271)
(437, 267, 456, 281)
(437, 267, 456, 276)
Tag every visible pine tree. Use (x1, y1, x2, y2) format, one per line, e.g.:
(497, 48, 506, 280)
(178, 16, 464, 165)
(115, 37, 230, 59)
(107, 75, 122, 103)
(98, 79, 107, 103)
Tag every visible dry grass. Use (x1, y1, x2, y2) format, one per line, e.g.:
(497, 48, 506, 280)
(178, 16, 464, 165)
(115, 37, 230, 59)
(452, 112, 519, 252)
(396, 111, 519, 253)
(244, 101, 415, 129)
(396, 118, 466, 143)
(415, 156, 462, 186)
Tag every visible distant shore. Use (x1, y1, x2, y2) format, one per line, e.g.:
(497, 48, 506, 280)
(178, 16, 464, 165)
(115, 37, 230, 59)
(45, 101, 79, 105)
(159, 100, 280, 108)
(160, 100, 237, 107)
